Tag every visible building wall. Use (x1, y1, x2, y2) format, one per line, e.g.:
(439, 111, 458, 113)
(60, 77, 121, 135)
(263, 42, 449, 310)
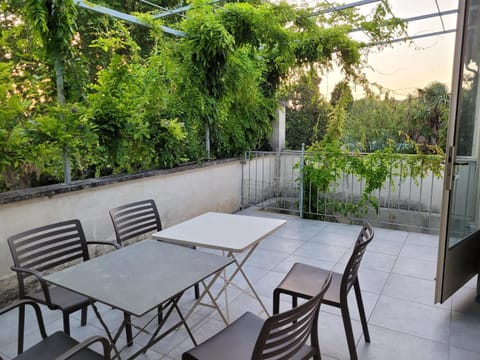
(0, 160, 242, 303)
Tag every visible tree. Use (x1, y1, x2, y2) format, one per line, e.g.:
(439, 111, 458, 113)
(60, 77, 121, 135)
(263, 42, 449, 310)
(410, 82, 450, 150)
(24, 0, 78, 183)
(330, 80, 353, 109)
(284, 72, 331, 149)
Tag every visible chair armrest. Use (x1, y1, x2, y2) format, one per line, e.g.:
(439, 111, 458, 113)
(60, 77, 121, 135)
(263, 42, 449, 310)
(0, 299, 48, 338)
(55, 335, 111, 360)
(87, 241, 121, 250)
(10, 266, 53, 305)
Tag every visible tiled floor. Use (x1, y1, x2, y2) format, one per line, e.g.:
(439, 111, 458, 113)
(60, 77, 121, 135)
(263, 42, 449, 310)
(1, 207, 480, 359)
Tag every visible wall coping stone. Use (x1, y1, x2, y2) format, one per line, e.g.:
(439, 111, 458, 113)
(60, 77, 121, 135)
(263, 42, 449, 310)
(0, 158, 239, 205)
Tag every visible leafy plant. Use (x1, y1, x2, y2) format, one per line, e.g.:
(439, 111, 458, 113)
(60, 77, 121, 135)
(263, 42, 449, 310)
(302, 95, 444, 219)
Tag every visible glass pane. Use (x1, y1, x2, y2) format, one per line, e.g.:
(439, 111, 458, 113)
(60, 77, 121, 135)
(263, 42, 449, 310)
(456, 1, 480, 156)
(448, 0, 480, 247)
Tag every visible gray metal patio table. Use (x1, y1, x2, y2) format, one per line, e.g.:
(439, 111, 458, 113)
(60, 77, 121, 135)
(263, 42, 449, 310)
(44, 240, 233, 359)
(152, 212, 286, 322)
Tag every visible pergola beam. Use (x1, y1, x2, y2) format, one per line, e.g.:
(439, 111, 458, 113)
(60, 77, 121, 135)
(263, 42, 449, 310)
(152, 4, 192, 19)
(351, 9, 458, 32)
(309, 0, 381, 17)
(74, 0, 186, 37)
(152, 0, 220, 19)
(368, 28, 456, 46)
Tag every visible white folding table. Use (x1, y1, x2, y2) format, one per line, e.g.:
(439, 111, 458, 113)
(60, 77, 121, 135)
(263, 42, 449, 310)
(152, 212, 286, 321)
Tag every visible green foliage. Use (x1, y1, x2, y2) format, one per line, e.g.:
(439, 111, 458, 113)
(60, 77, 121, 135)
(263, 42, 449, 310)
(283, 71, 331, 149)
(409, 82, 450, 150)
(84, 25, 189, 173)
(24, 0, 78, 60)
(0, 0, 406, 192)
(302, 102, 444, 219)
(344, 96, 411, 151)
(342, 83, 450, 153)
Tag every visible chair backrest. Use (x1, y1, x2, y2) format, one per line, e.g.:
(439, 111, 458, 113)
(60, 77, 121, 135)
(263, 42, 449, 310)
(109, 199, 162, 245)
(252, 273, 332, 360)
(341, 222, 374, 297)
(7, 220, 90, 296)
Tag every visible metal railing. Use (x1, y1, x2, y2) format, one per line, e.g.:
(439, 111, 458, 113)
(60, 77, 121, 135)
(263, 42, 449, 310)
(241, 150, 452, 233)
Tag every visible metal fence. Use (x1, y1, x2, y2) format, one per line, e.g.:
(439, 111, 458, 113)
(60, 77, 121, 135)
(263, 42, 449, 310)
(241, 150, 449, 233)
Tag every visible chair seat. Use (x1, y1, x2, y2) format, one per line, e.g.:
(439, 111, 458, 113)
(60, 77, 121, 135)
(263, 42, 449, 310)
(183, 312, 315, 360)
(183, 312, 262, 360)
(28, 286, 90, 312)
(14, 331, 104, 360)
(276, 263, 343, 304)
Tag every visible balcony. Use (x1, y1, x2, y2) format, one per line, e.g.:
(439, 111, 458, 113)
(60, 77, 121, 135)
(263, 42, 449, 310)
(1, 206, 479, 360)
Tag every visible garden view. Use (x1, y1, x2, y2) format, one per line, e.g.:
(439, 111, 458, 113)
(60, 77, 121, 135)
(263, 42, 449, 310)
(0, 0, 448, 197)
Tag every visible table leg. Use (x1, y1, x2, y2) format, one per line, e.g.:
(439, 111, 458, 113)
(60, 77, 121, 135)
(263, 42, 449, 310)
(184, 269, 229, 325)
(91, 302, 123, 360)
(213, 244, 270, 317)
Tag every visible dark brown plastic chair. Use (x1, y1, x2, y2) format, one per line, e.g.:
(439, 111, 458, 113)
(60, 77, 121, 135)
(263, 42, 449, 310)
(109, 199, 200, 298)
(109, 199, 199, 344)
(273, 222, 374, 360)
(182, 272, 332, 360)
(7, 219, 118, 355)
(0, 299, 110, 360)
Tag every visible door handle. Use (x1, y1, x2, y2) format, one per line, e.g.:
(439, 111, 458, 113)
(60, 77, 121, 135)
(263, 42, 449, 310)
(445, 146, 455, 191)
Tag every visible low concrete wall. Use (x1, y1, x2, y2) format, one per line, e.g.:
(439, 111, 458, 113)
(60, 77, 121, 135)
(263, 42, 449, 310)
(0, 159, 242, 304)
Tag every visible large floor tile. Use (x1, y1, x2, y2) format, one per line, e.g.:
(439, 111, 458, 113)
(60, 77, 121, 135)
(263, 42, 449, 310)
(320, 290, 379, 323)
(356, 325, 449, 360)
(270, 220, 325, 241)
(242, 247, 290, 270)
(398, 243, 438, 262)
(449, 346, 480, 360)
(451, 286, 480, 315)
(257, 234, 305, 253)
(356, 268, 390, 295)
(369, 295, 450, 343)
(356, 251, 397, 273)
(392, 256, 437, 281)
(309, 231, 359, 248)
(382, 273, 450, 309)
(294, 242, 351, 263)
(450, 310, 480, 353)
(372, 228, 408, 242)
(317, 311, 363, 360)
(366, 238, 405, 256)
(272, 254, 336, 274)
(248, 270, 286, 298)
(405, 232, 439, 248)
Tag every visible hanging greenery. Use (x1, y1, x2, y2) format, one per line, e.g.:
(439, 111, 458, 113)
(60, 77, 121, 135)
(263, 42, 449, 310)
(0, 0, 406, 191)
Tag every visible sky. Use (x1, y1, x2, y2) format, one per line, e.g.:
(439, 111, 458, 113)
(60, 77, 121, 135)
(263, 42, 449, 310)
(316, 0, 459, 99)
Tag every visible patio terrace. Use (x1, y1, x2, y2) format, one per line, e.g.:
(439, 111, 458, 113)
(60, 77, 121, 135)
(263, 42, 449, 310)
(1, 207, 479, 360)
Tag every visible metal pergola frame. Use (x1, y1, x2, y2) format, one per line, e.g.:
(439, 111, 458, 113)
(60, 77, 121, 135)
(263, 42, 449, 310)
(65, 0, 458, 179)
(74, 0, 459, 45)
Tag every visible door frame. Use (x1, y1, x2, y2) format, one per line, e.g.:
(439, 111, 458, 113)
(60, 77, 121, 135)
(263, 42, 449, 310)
(435, 0, 480, 303)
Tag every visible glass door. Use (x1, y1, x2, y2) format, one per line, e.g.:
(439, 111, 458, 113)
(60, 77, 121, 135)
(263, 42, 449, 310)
(435, 0, 480, 303)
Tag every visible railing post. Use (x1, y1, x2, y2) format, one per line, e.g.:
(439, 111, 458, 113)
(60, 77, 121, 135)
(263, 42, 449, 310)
(299, 143, 305, 218)
(241, 152, 246, 208)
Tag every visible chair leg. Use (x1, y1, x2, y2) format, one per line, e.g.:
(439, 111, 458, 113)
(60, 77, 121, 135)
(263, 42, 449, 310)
(157, 306, 163, 323)
(292, 295, 298, 308)
(124, 313, 133, 347)
(340, 303, 358, 360)
(354, 280, 370, 343)
(194, 283, 200, 299)
(80, 306, 88, 326)
(273, 289, 280, 315)
(17, 302, 25, 355)
(63, 313, 71, 335)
